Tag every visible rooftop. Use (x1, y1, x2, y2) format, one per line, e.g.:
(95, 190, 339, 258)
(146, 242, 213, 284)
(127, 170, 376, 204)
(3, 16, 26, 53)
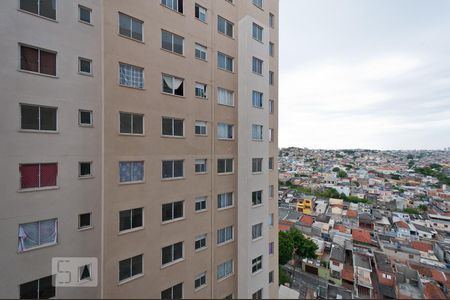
(411, 241, 433, 253)
(352, 228, 372, 245)
(374, 252, 394, 273)
(423, 282, 446, 299)
(330, 244, 345, 263)
(346, 209, 358, 218)
(299, 215, 314, 226)
(354, 253, 371, 270)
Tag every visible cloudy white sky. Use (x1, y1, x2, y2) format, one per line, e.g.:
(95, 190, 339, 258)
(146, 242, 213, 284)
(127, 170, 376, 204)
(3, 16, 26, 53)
(279, 0, 450, 150)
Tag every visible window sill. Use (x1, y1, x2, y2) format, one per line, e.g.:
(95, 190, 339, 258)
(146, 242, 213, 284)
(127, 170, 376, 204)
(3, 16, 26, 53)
(217, 240, 234, 248)
(217, 31, 235, 40)
(195, 246, 208, 253)
(161, 92, 185, 99)
(195, 57, 208, 63)
(252, 139, 264, 142)
(79, 124, 94, 128)
(19, 129, 59, 134)
(161, 258, 184, 269)
(217, 138, 235, 141)
(252, 204, 263, 209)
(78, 175, 94, 180)
(217, 273, 234, 283)
(118, 273, 144, 285)
(252, 237, 264, 243)
(78, 226, 94, 232)
(195, 134, 208, 137)
(252, 72, 264, 77)
(217, 172, 234, 176)
(217, 103, 235, 108)
(18, 69, 58, 79)
(217, 67, 234, 74)
(252, 37, 264, 44)
(160, 47, 185, 57)
(18, 9, 58, 23)
(195, 172, 208, 175)
(78, 19, 93, 26)
(218, 206, 234, 212)
(117, 33, 145, 44)
(78, 72, 94, 77)
(195, 17, 207, 25)
(161, 217, 185, 225)
(160, 135, 185, 139)
(195, 284, 207, 292)
(252, 172, 263, 175)
(18, 186, 59, 193)
(252, 269, 263, 277)
(161, 177, 185, 182)
(18, 242, 58, 253)
(118, 83, 145, 90)
(118, 227, 144, 235)
(195, 96, 208, 100)
(195, 209, 208, 214)
(119, 133, 145, 137)
(119, 181, 145, 186)
(252, 105, 264, 109)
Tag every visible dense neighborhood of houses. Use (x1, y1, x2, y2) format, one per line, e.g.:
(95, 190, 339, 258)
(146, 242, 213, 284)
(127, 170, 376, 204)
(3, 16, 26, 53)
(278, 147, 450, 299)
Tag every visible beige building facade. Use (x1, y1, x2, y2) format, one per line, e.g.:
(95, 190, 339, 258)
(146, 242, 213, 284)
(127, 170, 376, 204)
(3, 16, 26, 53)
(0, 0, 278, 298)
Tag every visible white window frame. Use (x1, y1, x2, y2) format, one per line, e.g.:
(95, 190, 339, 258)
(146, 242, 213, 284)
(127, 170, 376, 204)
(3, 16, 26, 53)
(217, 123, 234, 140)
(118, 254, 144, 283)
(252, 23, 263, 42)
(161, 29, 184, 55)
(252, 190, 263, 206)
(195, 234, 207, 251)
(78, 5, 92, 24)
(217, 87, 234, 106)
(195, 43, 207, 61)
(162, 74, 185, 96)
(20, 103, 58, 132)
(161, 201, 184, 223)
(195, 159, 207, 174)
(161, 242, 184, 267)
(217, 52, 234, 72)
(195, 82, 207, 99)
(78, 109, 93, 127)
(252, 223, 263, 240)
(119, 112, 144, 135)
(252, 158, 263, 173)
(119, 208, 144, 233)
(217, 16, 234, 38)
(252, 124, 264, 141)
(118, 12, 144, 42)
(217, 159, 234, 174)
(194, 271, 207, 290)
(252, 255, 263, 274)
(195, 196, 207, 212)
(195, 4, 207, 22)
(218, 192, 233, 209)
(217, 260, 233, 280)
(161, 160, 184, 179)
(252, 91, 263, 108)
(217, 226, 234, 245)
(119, 63, 144, 89)
(195, 121, 207, 136)
(161, 117, 184, 137)
(252, 57, 263, 75)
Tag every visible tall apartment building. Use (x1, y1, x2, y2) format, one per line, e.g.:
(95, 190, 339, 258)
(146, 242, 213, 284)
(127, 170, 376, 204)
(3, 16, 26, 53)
(0, 0, 279, 298)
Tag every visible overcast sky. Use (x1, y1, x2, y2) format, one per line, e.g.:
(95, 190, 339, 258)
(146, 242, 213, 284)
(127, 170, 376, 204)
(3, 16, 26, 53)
(279, 0, 450, 150)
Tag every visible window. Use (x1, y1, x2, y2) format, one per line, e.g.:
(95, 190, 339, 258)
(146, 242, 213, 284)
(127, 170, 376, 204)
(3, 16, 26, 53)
(79, 5, 91, 24)
(269, 71, 274, 85)
(252, 256, 263, 273)
(195, 121, 207, 136)
(218, 192, 233, 209)
(252, 124, 263, 140)
(217, 260, 233, 280)
(252, 91, 263, 108)
(253, 288, 263, 299)
(18, 219, 57, 252)
(20, 163, 57, 189)
(253, 0, 263, 8)
(119, 63, 144, 89)
(162, 201, 184, 222)
(19, 275, 55, 299)
(268, 214, 274, 227)
(252, 158, 263, 173)
(161, 283, 183, 299)
(79, 264, 92, 282)
(21, 104, 57, 131)
(217, 123, 234, 139)
(195, 83, 207, 98)
(195, 272, 207, 289)
(79, 110, 93, 126)
(162, 160, 184, 179)
(78, 213, 92, 229)
(269, 271, 274, 283)
(269, 185, 274, 198)
(161, 30, 184, 55)
(269, 157, 274, 170)
(217, 226, 233, 244)
(119, 254, 143, 282)
(269, 242, 274, 255)
(269, 13, 275, 28)
(218, 159, 233, 174)
(119, 13, 143, 41)
(252, 57, 263, 75)
(218, 16, 233, 37)
(79, 162, 92, 177)
(20, 45, 56, 76)
(162, 74, 184, 96)
(120, 112, 144, 135)
(195, 4, 207, 22)
(252, 223, 263, 240)
(162, 242, 184, 265)
(218, 52, 233, 72)
(195, 43, 207, 60)
(195, 159, 207, 174)
(78, 57, 92, 75)
(162, 117, 184, 137)
(161, 0, 184, 13)
(252, 191, 263, 206)
(269, 42, 274, 57)
(217, 88, 234, 106)
(195, 234, 207, 250)
(269, 128, 274, 142)
(195, 196, 207, 212)
(20, 0, 56, 20)
(269, 100, 274, 113)
(119, 161, 144, 183)
(119, 208, 143, 232)
(252, 23, 263, 42)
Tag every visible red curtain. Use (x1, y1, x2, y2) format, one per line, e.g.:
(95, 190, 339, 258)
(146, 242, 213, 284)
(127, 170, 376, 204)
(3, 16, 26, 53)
(20, 46, 38, 72)
(40, 51, 56, 76)
(20, 164, 39, 189)
(40, 163, 57, 187)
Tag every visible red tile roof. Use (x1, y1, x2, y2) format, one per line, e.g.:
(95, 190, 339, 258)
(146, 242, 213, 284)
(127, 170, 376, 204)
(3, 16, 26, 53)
(395, 220, 409, 229)
(335, 224, 347, 233)
(352, 228, 372, 244)
(431, 269, 449, 283)
(346, 209, 358, 219)
(409, 263, 432, 278)
(279, 220, 294, 232)
(299, 215, 314, 226)
(411, 241, 433, 253)
(423, 282, 446, 299)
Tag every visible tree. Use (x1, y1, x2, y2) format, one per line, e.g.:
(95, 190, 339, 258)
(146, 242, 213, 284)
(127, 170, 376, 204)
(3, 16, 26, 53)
(407, 154, 414, 160)
(404, 208, 420, 215)
(279, 231, 294, 265)
(279, 267, 292, 286)
(337, 170, 348, 178)
(332, 167, 340, 172)
(418, 204, 428, 212)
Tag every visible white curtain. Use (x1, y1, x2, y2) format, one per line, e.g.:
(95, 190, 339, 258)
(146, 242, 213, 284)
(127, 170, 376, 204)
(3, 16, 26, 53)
(217, 123, 227, 138)
(18, 219, 57, 252)
(163, 75, 173, 90)
(218, 88, 233, 105)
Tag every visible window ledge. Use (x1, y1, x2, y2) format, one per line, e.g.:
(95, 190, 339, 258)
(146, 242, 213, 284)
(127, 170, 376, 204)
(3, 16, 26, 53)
(195, 57, 208, 63)
(217, 138, 235, 141)
(252, 72, 264, 77)
(195, 96, 208, 100)
(217, 31, 235, 40)
(19, 129, 59, 134)
(217, 67, 234, 74)
(218, 206, 234, 212)
(252, 204, 263, 209)
(195, 247, 208, 253)
(252, 139, 264, 142)
(160, 48, 185, 57)
(18, 186, 59, 193)
(18, 242, 58, 253)
(217, 172, 234, 176)
(217, 240, 234, 248)
(118, 273, 144, 285)
(78, 226, 94, 232)
(160, 135, 186, 139)
(18, 69, 58, 79)
(217, 103, 235, 108)
(194, 284, 207, 292)
(119, 133, 145, 137)
(161, 217, 185, 225)
(118, 227, 144, 235)
(161, 177, 185, 182)
(252, 37, 264, 44)
(217, 273, 234, 283)
(17, 9, 58, 23)
(252, 105, 264, 109)
(78, 72, 94, 77)
(195, 18, 207, 25)
(252, 172, 263, 175)
(195, 134, 208, 137)
(118, 83, 145, 91)
(195, 209, 208, 214)
(117, 33, 145, 44)
(161, 92, 186, 99)
(160, 4, 185, 16)
(78, 20, 93, 26)
(161, 258, 185, 269)
(252, 237, 264, 243)
(252, 269, 263, 277)
(119, 181, 145, 186)
(79, 124, 94, 128)
(79, 175, 94, 180)
(195, 172, 208, 175)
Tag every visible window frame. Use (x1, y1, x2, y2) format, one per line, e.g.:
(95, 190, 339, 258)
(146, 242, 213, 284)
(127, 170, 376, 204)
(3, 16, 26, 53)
(217, 16, 234, 38)
(217, 87, 235, 106)
(161, 283, 184, 299)
(162, 73, 185, 96)
(252, 0, 263, 9)
(217, 226, 234, 245)
(19, 275, 56, 299)
(195, 121, 208, 136)
(217, 123, 234, 140)
(252, 56, 263, 75)
(195, 234, 207, 251)
(161, 0, 184, 14)
(195, 159, 208, 174)
(252, 190, 263, 206)
(217, 260, 233, 280)
(252, 255, 263, 274)
(161, 117, 185, 137)
(269, 99, 274, 114)
(252, 124, 264, 141)
(161, 201, 185, 223)
(195, 43, 207, 61)
(195, 196, 208, 212)
(119, 161, 144, 184)
(252, 158, 263, 174)
(78, 109, 93, 127)
(161, 241, 184, 267)
(19, 163, 58, 190)
(252, 91, 264, 108)
(217, 159, 234, 174)
(119, 62, 144, 89)
(161, 29, 184, 55)
(118, 12, 144, 42)
(20, 103, 58, 132)
(119, 208, 144, 233)
(252, 23, 263, 42)
(78, 57, 93, 76)
(195, 82, 207, 99)
(78, 161, 93, 178)
(217, 52, 234, 72)
(119, 112, 144, 135)
(78, 5, 92, 25)
(19, 0, 57, 20)
(194, 271, 207, 290)
(18, 219, 58, 252)
(161, 160, 184, 180)
(19, 44, 57, 77)
(252, 223, 263, 240)
(118, 254, 144, 283)
(195, 3, 207, 23)
(217, 192, 234, 210)
(78, 213, 92, 230)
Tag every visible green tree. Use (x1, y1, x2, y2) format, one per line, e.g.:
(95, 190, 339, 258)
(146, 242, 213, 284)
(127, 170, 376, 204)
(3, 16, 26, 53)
(332, 167, 340, 172)
(404, 208, 420, 215)
(337, 170, 348, 178)
(279, 231, 294, 265)
(418, 204, 428, 212)
(279, 267, 292, 286)
(407, 154, 414, 160)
